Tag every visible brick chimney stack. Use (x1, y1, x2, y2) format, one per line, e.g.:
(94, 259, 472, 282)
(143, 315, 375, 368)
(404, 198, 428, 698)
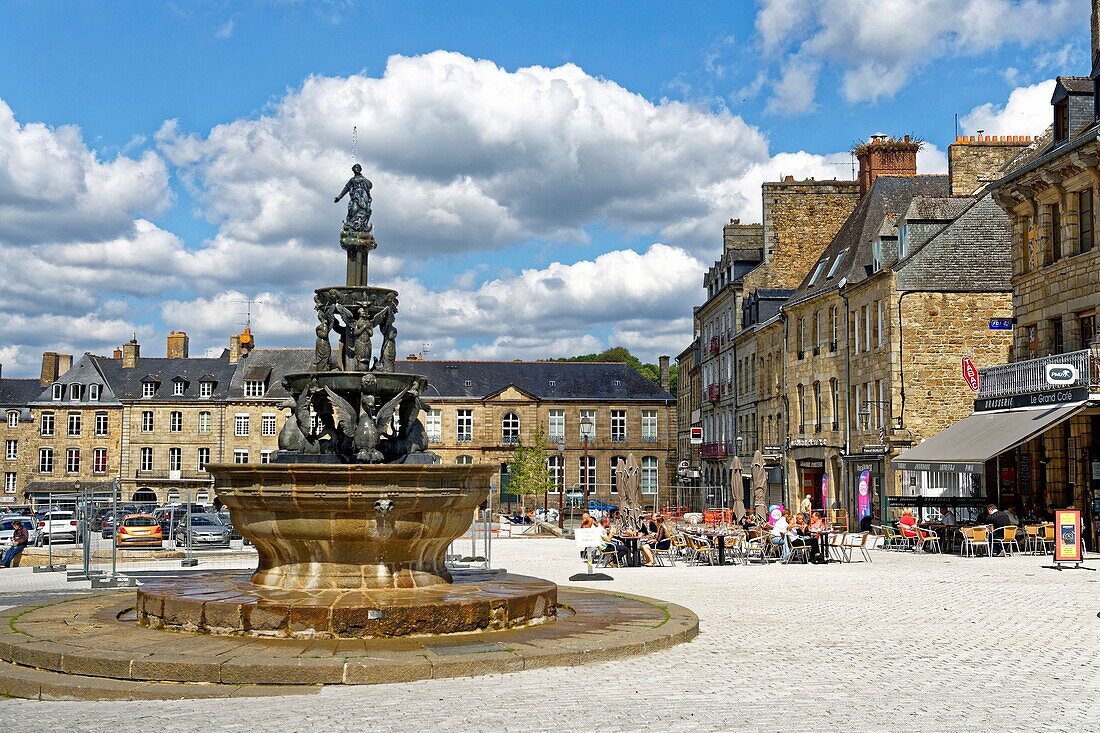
(855, 135, 920, 197)
(39, 351, 73, 385)
(122, 338, 140, 369)
(167, 331, 189, 359)
(658, 355, 671, 392)
(113, 347, 123, 359)
(228, 334, 241, 364)
(947, 135, 1033, 196)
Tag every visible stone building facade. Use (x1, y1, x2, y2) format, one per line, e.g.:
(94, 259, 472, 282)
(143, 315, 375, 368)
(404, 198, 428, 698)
(1, 370, 47, 508)
(675, 337, 701, 508)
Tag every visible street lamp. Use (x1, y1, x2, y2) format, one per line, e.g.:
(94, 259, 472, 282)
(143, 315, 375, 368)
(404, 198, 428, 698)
(580, 415, 593, 512)
(556, 439, 565, 529)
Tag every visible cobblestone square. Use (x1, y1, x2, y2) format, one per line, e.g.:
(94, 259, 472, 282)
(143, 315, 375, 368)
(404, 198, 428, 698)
(4, 538, 1098, 732)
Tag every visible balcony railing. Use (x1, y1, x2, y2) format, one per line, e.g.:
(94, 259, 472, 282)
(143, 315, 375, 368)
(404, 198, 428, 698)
(700, 441, 730, 459)
(641, 435, 658, 443)
(977, 348, 1099, 399)
(706, 384, 721, 401)
(501, 435, 520, 446)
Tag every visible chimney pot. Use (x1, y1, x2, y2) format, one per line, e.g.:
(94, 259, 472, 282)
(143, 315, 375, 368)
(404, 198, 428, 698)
(121, 339, 140, 369)
(658, 355, 671, 392)
(229, 334, 241, 364)
(113, 347, 123, 359)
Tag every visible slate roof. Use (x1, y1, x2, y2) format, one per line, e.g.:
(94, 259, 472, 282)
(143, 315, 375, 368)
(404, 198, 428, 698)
(0, 378, 42, 408)
(227, 349, 311, 401)
(91, 355, 237, 401)
(1055, 76, 1092, 96)
(902, 196, 971, 222)
(411, 360, 675, 402)
(788, 175, 950, 306)
(894, 193, 1012, 292)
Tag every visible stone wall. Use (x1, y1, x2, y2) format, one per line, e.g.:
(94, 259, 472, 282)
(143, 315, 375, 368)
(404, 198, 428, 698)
(746, 179, 859, 292)
(723, 220, 764, 252)
(948, 136, 1032, 196)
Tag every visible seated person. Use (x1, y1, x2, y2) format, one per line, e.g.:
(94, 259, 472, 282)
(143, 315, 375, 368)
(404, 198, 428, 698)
(639, 514, 671, 566)
(638, 513, 658, 536)
(897, 508, 926, 550)
(739, 508, 758, 530)
(769, 511, 793, 563)
(599, 515, 627, 564)
(937, 506, 956, 526)
(579, 512, 596, 529)
(807, 511, 828, 562)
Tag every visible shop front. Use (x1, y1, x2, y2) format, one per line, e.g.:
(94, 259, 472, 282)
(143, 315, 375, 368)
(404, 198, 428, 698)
(787, 438, 843, 517)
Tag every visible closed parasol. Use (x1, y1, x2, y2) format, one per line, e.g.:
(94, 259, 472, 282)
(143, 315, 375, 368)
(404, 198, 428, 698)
(616, 454, 642, 529)
(750, 450, 767, 519)
(728, 455, 746, 521)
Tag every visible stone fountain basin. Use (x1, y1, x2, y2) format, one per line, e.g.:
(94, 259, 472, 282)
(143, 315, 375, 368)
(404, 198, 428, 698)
(281, 371, 427, 402)
(207, 464, 493, 591)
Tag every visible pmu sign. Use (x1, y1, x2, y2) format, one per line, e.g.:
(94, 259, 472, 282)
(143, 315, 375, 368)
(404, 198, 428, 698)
(961, 356, 980, 392)
(1045, 363, 1079, 386)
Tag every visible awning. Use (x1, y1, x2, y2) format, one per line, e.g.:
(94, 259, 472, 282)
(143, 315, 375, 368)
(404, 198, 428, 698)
(893, 402, 1089, 473)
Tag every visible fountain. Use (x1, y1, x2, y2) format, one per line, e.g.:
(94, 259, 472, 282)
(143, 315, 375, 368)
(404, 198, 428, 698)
(135, 165, 557, 637)
(0, 164, 696, 699)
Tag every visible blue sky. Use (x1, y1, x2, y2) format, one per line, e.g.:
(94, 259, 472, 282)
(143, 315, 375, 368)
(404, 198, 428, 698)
(0, 0, 1088, 376)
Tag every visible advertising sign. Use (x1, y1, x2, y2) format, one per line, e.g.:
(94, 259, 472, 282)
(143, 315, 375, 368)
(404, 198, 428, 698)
(856, 470, 872, 522)
(690, 426, 703, 445)
(574, 526, 604, 550)
(768, 504, 785, 524)
(961, 356, 980, 392)
(1045, 364, 1079, 386)
(1053, 509, 1083, 564)
(820, 473, 829, 512)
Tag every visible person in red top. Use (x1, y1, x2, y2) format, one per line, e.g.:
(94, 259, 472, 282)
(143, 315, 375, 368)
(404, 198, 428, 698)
(897, 508, 926, 550)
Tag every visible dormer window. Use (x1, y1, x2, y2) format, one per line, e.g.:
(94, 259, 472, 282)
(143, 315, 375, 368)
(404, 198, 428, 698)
(243, 366, 270, 398)
(88, 384, 100, 401)
(1054, 99, 1069, 142)
(898, 225, 909, 259)
(612, 380, 623, 387)
(68, 384, 82, 401)
(172, 379, 186, 397)
(51, 383, 62, 400)
(807, 260, 827, 286)
(244, 380, 266, 397)
(6, 411, 18, 429)
(464, 380, 472, 387)
(141, 380, 158, 398)
(548, 380, 556, 387)
(872, 241, 883, 271)
(199, 380, 214, 398)
(827, 250, 847, 278)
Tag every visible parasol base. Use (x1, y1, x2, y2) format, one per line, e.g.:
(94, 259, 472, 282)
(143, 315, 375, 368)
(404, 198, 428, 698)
(569, 572, 614, 582)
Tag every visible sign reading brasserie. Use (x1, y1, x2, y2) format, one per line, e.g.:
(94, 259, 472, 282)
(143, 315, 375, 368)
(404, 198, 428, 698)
(974, 386, 1088, 412)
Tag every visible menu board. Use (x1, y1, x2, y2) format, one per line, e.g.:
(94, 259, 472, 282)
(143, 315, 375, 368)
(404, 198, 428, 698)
(1053, 509, 1083, 564)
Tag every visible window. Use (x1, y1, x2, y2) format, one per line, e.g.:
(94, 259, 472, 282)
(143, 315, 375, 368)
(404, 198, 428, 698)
(170, 411, 183, 433)
(6, 411, 17, 429)
(876, 380, 885, 429)
(807, 260, 826, 286)
(579, 410, 596, 440)
(198, 411, 211, 434)
(66, 448, 80, 473)
(609, 456, 624, 493)
(5, 440, 16, 460)
(1050, 318, 1064, 355)
(798, 318, 806, 358)
(830, 379, 840, 431)
(1054, 99, 1069, 141)
(425, 409, 441, 442)
(812, 311, 821, 354)
(871, 301, 880, 347)
(39, 448, 53, 473)
(142, 382, 156, 398)
(51, 383, 62, 400)
(546, 455, 564, 492)
(456, 455, 473, 465)
(167, 489, 180, 503)
(1080, 189, 1094, 254)
(548, 410, 565, 441)
(67, 412, 80, 437)
(140, 447, 153, 472)
(548, 380, 556, 387)
(94, 411, 108, 436)
(169, 447, 181, 472)
(830, 306, 839, 351)
(244, 380, 266, 397)
(579, 455, 596, 491)
(141, 410, 153, 432)
(261, 413, 277, 436)
(464, 380, 472, 387)
(898, 225, 908, 259)
(851, 309, 860, 353)
(865, 383, 875, 430)
(233, 450, 249, 464)
(92, 448, 107, 473)
(198, 448, 210, 471)
(260, 450, 273, 464)
(456, 410, 473, 442)
(195, 490, 209, 503)
(797, 384, 805, 433)
(89, 384, 100, 401)
(69, 383, 81, 401)
(641, 410, 658, 442)
(4, 473, 15, 493)
(610, 410, 626, 442)
(501, 412, 520, 445)
(235, 413, 250, 437)
(40, 413, 54, 436)
(173, 381, 185, 396)
(813, 382, 822, 432)
(872, 240, 883, 271)
(826, 249, 846, 278)
(1049, 203, 1062, 264)
(641, 457, 658, 494)
(199, 381, 214, 398)
(1026, 324, 1038, 359)
(1079, 312, 1096, 349)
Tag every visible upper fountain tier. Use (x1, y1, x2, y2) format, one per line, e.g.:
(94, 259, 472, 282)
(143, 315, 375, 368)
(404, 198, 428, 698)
(273, 166, 436, 466)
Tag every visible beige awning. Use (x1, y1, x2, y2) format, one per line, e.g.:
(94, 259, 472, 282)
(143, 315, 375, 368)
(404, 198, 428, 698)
(893, 402, 1088, 474)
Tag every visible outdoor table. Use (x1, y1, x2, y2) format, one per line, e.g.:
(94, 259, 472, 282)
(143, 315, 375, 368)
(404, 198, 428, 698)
(615, 534, 642, 567)
(812, 529, 830, 563)
(689, 531, 729, 565)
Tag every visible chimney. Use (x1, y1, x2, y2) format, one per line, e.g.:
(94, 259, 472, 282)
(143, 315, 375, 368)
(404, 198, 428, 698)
(113, 347, 123, 359)
(947, 135, 1033, 196)
(40, 352, 59, 386)
(239, 328, 254, 358)
(658, 355, 671, 392)
(57, 354, 72, 378)
(855, 135, 920, 197)
(166, 331, 189, 359)
(229, 334, 241, 364)
(122, 338, 140, 369)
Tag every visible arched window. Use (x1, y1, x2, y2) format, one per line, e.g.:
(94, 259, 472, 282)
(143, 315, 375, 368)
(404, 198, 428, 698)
(195, 490, 209, 503)
(132, 488, 157, 504)
(456, 455, 473, 465)
(641, 457, 658, 495)
(167, 489, 180, 503)
(501, 412, 520, 445)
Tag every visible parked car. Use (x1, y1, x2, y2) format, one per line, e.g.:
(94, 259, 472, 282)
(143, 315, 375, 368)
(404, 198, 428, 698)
(0, 516, 39, 546)
(100, 511, 126, 539)
(215, 512, 243, 541)
(587, 499, 619, 513)
(173, 515, 231, 549)
(116, 514, 163, 548)
(35, 511, 79, 545)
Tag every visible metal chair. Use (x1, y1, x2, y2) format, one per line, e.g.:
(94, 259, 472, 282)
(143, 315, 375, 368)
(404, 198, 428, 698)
(916, 526, 941, 553)
(784, 537, 810, 564)
(959, 526, 990, 557)
(991, 525, 1021, 557)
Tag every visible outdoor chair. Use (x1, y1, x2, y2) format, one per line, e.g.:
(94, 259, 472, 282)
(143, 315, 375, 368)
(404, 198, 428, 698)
(784, 537, 810, 564)
(670, 532, 690, 561)
(741, 533, 770, 564)
(959, 526, 990, 558)
(1022, 524, 1042, 554)
(1039, 523, 1056, 554)
(595, 546, 619, 568)
(842, 532, 873, 563)
(685, 533, 714, 565)
(827, 532, 848, 562)
(916, 526, 941, 554)
(991, 525, 1021, 557)
(651, 540, 676, 567)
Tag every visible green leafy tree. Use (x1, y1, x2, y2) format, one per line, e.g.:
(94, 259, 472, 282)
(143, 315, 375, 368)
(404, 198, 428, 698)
(508, 427, 555, 512)
(547, 346, 678, 394)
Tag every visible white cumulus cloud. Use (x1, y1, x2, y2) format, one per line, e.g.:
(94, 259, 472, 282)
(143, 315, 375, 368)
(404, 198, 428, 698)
(960, 79, 1056, 137)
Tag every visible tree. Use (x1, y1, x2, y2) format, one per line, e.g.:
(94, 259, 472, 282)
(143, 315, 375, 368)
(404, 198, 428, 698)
(508, 427, 555, 513)
(548, 346, 679, 394)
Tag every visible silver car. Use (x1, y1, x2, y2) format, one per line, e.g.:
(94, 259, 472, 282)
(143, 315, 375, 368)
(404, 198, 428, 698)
(0, 515, 39, 547)
(173, 514, 231, 549)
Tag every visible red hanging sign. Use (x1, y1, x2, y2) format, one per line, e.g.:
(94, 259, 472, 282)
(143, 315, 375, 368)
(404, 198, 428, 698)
(961, 356, 980, 392)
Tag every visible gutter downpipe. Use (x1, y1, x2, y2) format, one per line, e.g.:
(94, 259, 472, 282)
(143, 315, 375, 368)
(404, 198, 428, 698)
(779, 309, 789, 509)
(837, 281, 853, 528)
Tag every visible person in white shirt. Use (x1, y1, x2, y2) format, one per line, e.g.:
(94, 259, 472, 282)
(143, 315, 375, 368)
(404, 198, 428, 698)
(769, 511, 792, 563)
(938, 507, 956, 526)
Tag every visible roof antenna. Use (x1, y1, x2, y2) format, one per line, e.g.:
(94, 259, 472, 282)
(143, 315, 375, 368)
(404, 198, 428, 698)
(420, 342, 431, 359)
(232, 299, 262, 330)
